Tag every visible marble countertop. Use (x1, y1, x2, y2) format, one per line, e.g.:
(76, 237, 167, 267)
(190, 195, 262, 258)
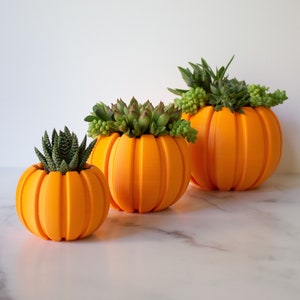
(1, 168, 300, 300)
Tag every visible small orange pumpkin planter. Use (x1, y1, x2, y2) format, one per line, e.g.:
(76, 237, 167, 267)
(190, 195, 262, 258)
(184, 106, 282, 191)
(16, 127, 110, 241)
(16, 164, 110, 241)
(89, 133, 191, 213)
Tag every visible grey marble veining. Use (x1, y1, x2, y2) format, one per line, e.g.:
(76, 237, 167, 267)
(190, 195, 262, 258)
(1, 169, 300, 300)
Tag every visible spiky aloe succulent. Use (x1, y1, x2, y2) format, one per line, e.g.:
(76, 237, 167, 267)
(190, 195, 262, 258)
(84, 97, 198, 143)
(34, 126, 96, 174)
(168, 56, 288, 113)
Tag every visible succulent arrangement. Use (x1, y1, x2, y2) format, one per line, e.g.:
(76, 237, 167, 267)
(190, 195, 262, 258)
(168, 55, 288, 113)
(84, 97, 198, 143)
(34, 126, 96, 174)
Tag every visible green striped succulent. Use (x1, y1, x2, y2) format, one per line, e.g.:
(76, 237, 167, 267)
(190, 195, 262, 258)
(34, 126, 96, 174)
(84, 97, 198, 143)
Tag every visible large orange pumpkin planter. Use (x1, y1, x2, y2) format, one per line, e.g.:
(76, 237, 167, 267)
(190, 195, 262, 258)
(184, 106, 282, 190)
(169, 56, 288, 191)
(16, 127, 110, 241)
(85, 98, 197, 213)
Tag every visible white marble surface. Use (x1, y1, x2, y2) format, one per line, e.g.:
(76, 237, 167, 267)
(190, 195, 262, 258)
(0, 168, 300, 300)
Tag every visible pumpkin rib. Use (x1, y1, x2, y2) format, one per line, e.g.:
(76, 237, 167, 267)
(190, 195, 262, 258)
(33, 171, 48, 239)
(77, 170, 91, 238)
(248, 109, 269, 189)
(250, 108, 282, 189)
(17, 167, 48, 239)
(134, 135, 162, 213)
(128, 136, 137, 212)
(168, 137, 191, 206)
(153, 136, 184, 211)
(152, 136, 171, 212)
(209, 108, 238, 191)
(107, 137, 123, 211)
(190, 106, 215, 189)
(233, 108, 266, 190)
(80, 166, 110, 237)
(232, 112, 243, 189)
(61, 174, 67, 239)
(65, 172, 86, 241)
(15, 165, 39, 229)
(108, 135, 136, 212)
(155, 136, 190, 210)
(39, 172, 63, 241)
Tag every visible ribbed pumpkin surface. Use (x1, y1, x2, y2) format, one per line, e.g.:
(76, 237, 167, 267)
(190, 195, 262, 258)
(185, 106, 282, 191)
(16, 164, 110, 241)
(88, 134, 191, 213)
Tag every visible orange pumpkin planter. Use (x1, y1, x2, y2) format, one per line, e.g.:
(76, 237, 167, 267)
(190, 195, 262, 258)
(184, 106, 282, 191)
(16, 127, 110, 241)
(169, 55, 288, 191)
(88, 133, 191, 213)
(16, 164, 110, 241)
(85, 98, 197, 213)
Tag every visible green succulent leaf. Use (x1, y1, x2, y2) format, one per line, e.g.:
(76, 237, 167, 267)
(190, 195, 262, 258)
(78, 139, 97, 171)
(42, 131, 52, 159)
(34, 147, 48, 172)
(52, 134, 62, 168)
(68, 133, 78, 162)
(59, 160, 69, 175)
(84, 115, 97, 122)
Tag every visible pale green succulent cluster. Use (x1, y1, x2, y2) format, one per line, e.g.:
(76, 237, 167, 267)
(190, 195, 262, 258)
(34, 126, 96, 174)
(84, 97, 198, 143)
(169, 56, 288, 113)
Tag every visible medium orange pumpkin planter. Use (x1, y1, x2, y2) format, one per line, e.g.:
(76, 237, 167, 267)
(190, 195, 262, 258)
(16, 127, 110, 241)
(184, 106, 282, 191)
(169, 55, 288, 191)
(88, 133, 191, 213)
(84, 98, 197, 213)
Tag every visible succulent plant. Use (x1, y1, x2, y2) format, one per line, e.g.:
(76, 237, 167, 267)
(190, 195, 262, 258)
(168, 56, 288, 113)
(84, 97, 198, 143)
(34, 126, 96, 174)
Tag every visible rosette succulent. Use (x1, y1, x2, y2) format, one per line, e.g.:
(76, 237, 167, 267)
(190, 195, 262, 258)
(84, 97, 197, 143)
(168, 55, 288, 113)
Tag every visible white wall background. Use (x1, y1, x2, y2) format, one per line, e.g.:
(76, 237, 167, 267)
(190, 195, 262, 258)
(0, 0, 299, 173)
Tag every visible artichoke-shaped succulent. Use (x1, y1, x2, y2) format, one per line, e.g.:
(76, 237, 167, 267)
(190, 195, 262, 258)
(168, 56, 288, 113)
(34, 126, 96, 174)
(84, 97, 197, 143)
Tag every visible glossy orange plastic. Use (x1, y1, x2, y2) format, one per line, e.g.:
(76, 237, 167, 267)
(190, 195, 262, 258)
(88, 134, 191, 213)
(16, 164, 110, 241)
(184, 106, 282, 191)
